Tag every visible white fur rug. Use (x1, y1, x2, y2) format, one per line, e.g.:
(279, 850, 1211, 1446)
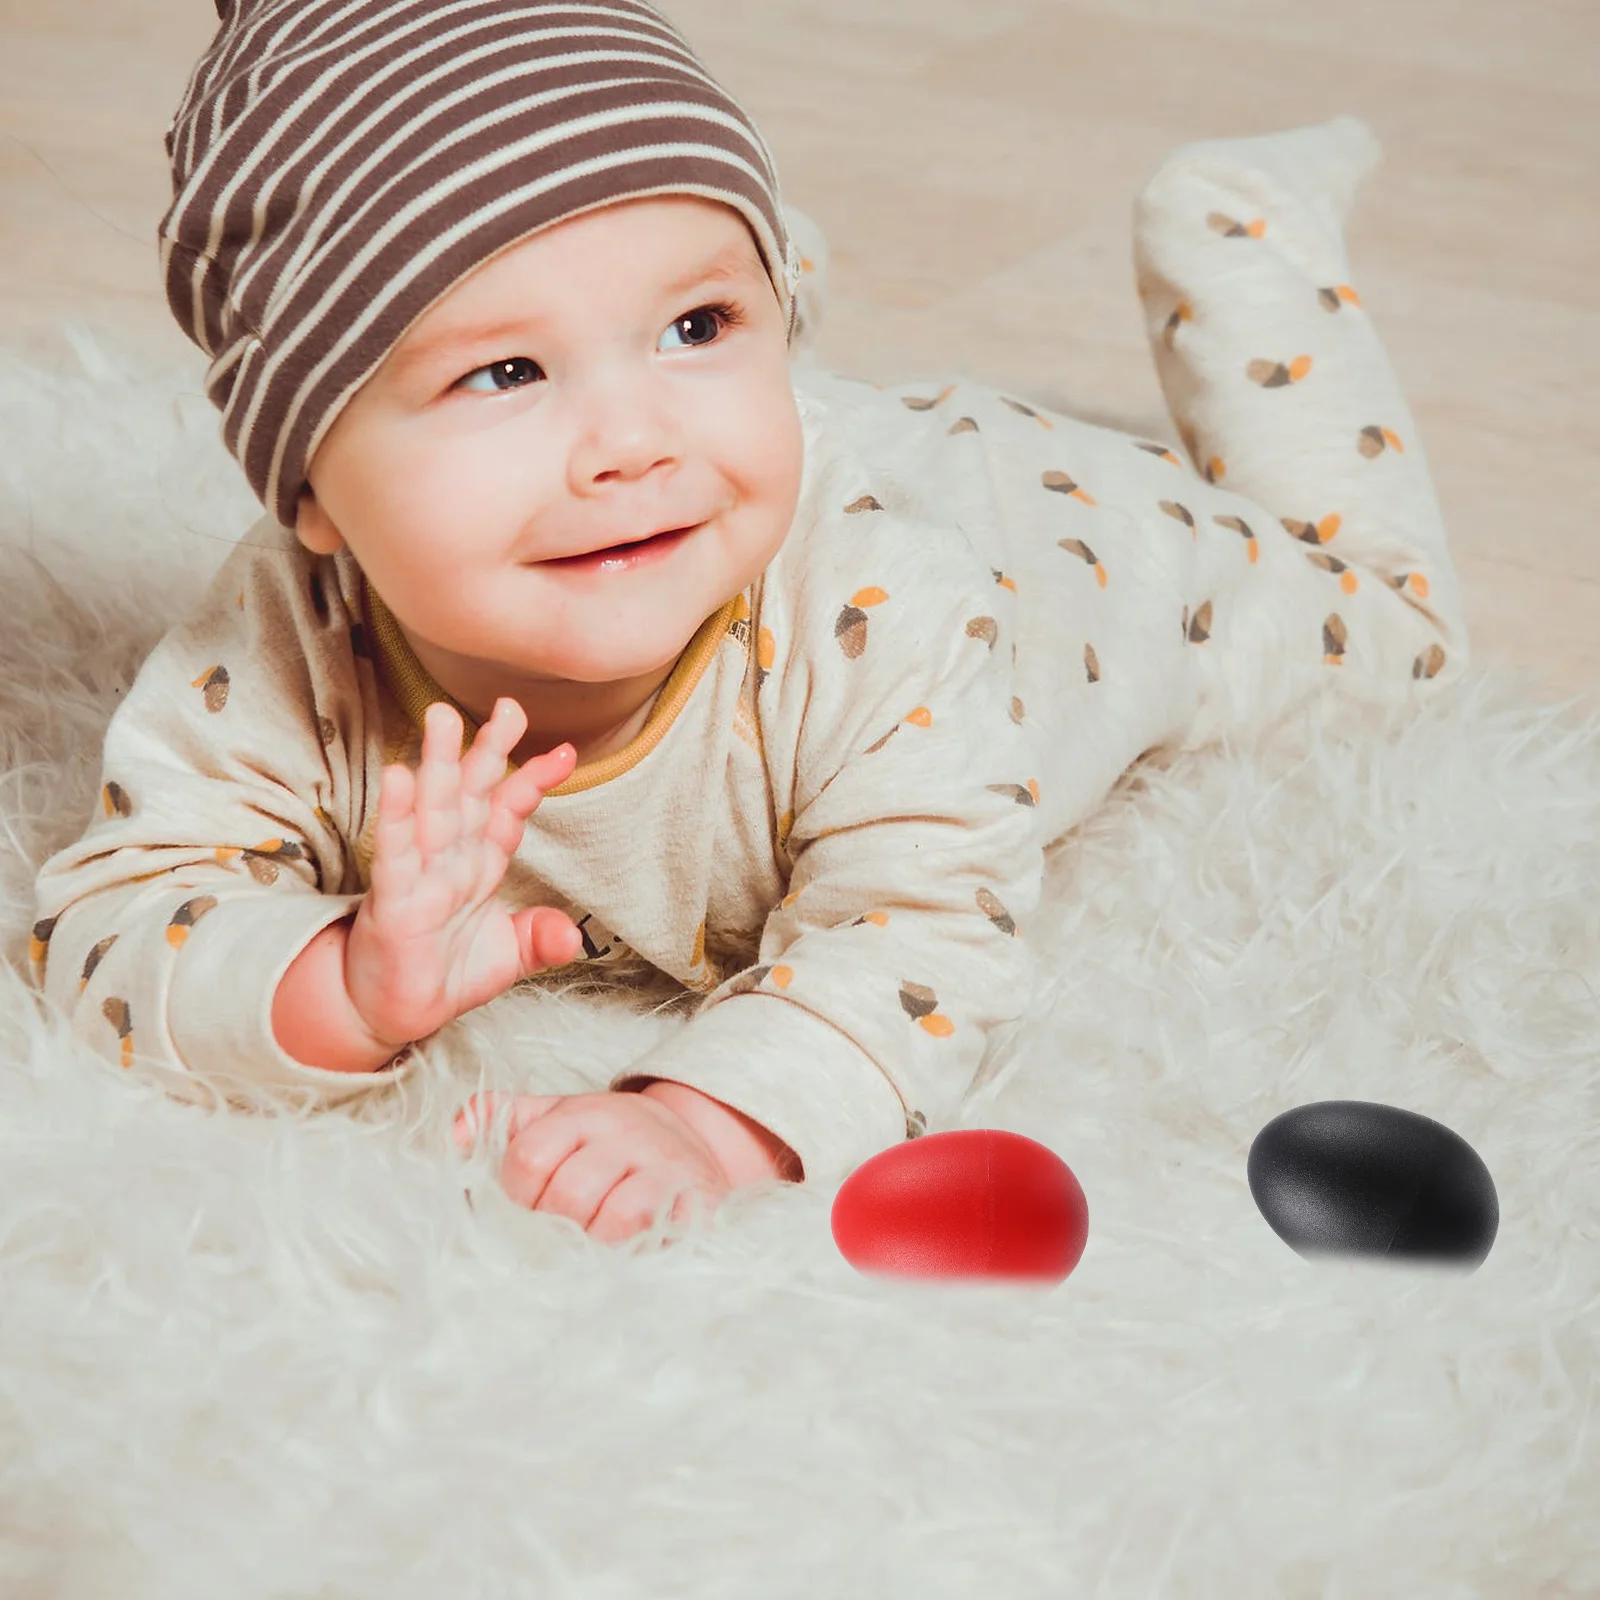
(2, 328, 1598, 1599)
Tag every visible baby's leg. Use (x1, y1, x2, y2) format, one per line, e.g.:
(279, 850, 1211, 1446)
(1132, 116, 1468, 750)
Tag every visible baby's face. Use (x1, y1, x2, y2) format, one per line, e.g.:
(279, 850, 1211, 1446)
(296, 196, 802, 701)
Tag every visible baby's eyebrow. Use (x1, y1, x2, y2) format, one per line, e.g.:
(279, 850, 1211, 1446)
(389, 245, 764, 377)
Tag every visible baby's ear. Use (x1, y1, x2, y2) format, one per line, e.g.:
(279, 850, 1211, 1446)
(294, 485, 345, 556)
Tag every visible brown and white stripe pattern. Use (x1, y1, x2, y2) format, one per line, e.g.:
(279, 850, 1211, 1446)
(159, 0, 801, 528)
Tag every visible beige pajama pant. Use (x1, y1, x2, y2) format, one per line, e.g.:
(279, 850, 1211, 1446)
(1130, 115, 1468, 754)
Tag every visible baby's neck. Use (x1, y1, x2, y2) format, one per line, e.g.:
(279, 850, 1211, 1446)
(510, 686, 664, 768)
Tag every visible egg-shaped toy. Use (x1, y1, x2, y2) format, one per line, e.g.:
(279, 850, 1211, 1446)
(831, 1127, 1089, 1282)
(1247, 1100, 1498, 1268)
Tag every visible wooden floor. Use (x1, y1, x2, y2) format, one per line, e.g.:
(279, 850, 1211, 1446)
(3, 0, 1596, 702)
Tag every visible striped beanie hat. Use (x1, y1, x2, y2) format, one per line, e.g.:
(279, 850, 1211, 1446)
(159, 0, 803, 529)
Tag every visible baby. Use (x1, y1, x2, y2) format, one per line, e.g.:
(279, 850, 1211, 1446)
(30, 0, 1468, 1244)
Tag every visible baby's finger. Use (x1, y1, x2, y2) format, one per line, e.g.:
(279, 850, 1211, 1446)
(588, 1170, 677, 1244)
(530, 1144, 634, 1231)
(500, 1116, 591, 1212)
(488, 740, 577, 825)
(459, 698, 527, 800)
(414, 703, 468, 859)
(481, 747, 576, 857)
(367, 762, 421, 900)
(452, 1090, 561, 1152)
(510, 905, 584, 975)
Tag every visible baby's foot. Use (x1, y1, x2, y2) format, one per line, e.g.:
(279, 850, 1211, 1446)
(1149, 116, 1381, 219)
(1136, 116, 1382, 287)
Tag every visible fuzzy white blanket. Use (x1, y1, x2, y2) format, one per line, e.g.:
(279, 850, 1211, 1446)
(2, 329, 1597, 1599)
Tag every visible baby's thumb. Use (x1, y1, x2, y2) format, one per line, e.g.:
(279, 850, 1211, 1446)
(513, 904, 585, 979)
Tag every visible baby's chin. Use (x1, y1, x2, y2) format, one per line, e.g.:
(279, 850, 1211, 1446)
(488, 610, 715, 683)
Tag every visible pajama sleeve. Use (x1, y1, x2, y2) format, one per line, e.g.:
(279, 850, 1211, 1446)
(614, 513, 1047, 1186)
(27, 524, 406, 1108)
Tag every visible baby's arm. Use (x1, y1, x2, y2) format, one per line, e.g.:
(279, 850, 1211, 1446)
(34, 530, 585, 1102)
(29, 534, 377, 1101)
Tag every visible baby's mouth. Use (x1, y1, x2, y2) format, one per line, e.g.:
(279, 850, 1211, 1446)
(542, 523, 699, 566)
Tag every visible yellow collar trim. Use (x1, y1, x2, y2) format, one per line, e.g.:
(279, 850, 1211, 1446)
(360, 575, 740, 796)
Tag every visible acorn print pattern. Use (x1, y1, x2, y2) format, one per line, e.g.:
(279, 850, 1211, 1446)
(845, 494, 884, 514)
(1000, 396, 1054, 429)
(987, 779, 1041, 807)
(102, 781, 133, 819)
(81, 934, 118, 992)
(1161, 500, 1197, 537)
(1323, 614, 1348, 664)
(1213, 515, 1260, 563)
(1358, 425, 1405, 458)
(166, 895, 219, 948)
(28, 916, 57, 970)
(1305, 550, 1361, 594)
(1318, 284, 1363, 312)
(1058, 539, 1108, 587)
(192, 665, 229, 712)
(1247, 355, 1314, 388)
(1085, 643, 1101, 683)
(1135, 441, 1182, 466)
(835, 588, 888, 659)
(1414, 644, 1447, 679)
(1207, 212, 1266, 239)
(1163, 302, 1192, 349)
(864, 705, 931, 755)
(948, 416, 979, 436)
(723, 963, 794, 999)
(1042, 470, 1096, 505)
(899, 980, 954, 1037)
(102, 997, 134, 1069)
(901, 384, 956, 411)
(976, 887, 1017, 936)
(965, 616, 999, 649)
(1382, 570, 1431, 602)
(1282, 513, 1342, 545)
(213, 838, 306, 885)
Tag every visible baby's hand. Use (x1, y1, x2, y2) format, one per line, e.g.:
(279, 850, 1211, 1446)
(345, 699, 582, 1048)
(453, 1090, 733, 1244)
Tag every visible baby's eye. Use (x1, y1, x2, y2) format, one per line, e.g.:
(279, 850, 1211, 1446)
(456, 356, 542, 394)
(660, 300, 745, 351)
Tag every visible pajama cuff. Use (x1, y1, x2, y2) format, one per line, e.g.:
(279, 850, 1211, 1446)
(168, 892, 417, 1104)
(611, 992, 909, 1189)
